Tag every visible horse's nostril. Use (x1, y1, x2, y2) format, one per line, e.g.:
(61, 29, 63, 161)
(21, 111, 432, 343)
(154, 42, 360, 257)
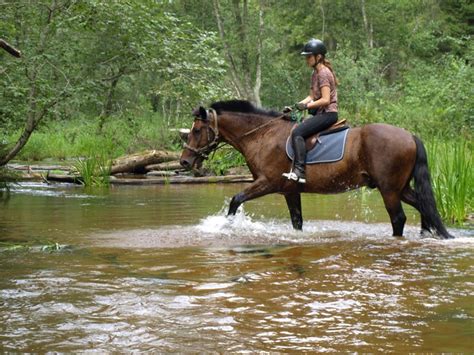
(180, 159, 190, 168)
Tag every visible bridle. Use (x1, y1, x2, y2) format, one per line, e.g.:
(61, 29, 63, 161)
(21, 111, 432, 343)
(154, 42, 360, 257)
(183, 108, 220, 160)
(184, 108, 286, 160)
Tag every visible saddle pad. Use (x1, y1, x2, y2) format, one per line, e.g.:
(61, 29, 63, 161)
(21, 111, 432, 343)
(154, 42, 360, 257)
(286, 128, 350, 164)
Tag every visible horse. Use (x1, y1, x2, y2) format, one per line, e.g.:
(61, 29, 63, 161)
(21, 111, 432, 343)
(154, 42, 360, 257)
(180, 100, 453, 239)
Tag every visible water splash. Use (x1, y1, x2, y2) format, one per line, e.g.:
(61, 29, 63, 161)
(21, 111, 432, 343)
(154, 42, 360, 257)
(196, 200, 275, 236)
(93, 199, 473, 249)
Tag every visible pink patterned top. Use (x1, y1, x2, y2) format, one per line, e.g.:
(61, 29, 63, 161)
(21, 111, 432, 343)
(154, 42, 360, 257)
(310, 66, 338, 113)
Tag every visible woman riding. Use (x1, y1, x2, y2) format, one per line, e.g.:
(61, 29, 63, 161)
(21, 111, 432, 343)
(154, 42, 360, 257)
(283, 38, 338, 184)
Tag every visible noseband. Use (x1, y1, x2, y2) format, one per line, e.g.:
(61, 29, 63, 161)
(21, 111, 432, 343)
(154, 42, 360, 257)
(184, 108, 220, 160)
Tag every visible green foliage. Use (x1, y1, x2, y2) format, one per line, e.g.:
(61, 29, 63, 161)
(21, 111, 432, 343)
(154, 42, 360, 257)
(72, 154, 111, 187)
(204, 148, 247, 176)
(7, 112, 181, 161)
(426, 140, 473, 225)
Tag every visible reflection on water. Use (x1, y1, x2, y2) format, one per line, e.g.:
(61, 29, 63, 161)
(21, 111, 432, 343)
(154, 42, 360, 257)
(0, 182, 473, 352)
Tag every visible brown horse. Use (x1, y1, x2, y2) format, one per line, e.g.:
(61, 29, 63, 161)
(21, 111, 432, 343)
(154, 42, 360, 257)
(180, 100, 453, 239)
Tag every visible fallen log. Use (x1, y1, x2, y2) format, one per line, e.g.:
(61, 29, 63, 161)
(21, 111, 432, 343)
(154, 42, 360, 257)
(7, 164, 72, 172)
(111, 150, 180, 175)
(146, 170, 179, 177)
(145, 160, 183, 172)
(110, 174, 254, 185)
(44, 173, 82, 184)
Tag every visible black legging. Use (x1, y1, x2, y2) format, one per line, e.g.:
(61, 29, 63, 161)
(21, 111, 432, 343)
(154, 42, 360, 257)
(291, 112, 338, 148)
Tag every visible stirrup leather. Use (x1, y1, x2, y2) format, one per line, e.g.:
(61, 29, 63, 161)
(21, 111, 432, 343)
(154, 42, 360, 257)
(282, 170, 306, 184)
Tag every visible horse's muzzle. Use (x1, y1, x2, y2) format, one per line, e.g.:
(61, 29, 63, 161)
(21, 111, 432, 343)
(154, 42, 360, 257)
(180, 158, 192, 169)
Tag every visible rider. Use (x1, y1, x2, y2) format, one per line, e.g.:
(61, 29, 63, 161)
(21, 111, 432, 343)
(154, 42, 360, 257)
(283, 38, 338, 184)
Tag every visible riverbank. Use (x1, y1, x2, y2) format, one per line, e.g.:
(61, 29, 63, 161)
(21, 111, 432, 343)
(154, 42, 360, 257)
(3, 161, 253, 185)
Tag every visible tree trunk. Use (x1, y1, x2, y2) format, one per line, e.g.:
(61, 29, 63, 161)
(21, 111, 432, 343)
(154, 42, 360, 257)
(253, 1, 264, 106)
(212, 0, 246, 98)
(145, 160, 182, 172)
(100, 71, 122, 119)
(232, 0, 253, 100)
(110, 174, 254, 185)
(111, 150, 181, 174)
(319, 0, 325, 40)
(361, 0, 373, 48)
(0, 81, 60, 166)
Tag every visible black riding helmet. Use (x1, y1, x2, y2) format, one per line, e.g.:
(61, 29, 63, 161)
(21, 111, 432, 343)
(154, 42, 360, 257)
(301, 38, 327, 56)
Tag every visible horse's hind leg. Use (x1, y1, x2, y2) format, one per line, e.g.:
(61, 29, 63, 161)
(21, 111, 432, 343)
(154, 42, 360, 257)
(380, 190, 407, 237)
(401, 186, 430, 232)
(284, 192, 303, 230)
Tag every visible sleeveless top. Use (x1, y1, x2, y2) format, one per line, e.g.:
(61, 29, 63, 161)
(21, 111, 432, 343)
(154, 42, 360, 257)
(310, 66, 338, 114)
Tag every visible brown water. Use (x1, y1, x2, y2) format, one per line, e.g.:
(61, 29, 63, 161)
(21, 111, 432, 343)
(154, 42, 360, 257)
(0, 182, 473, 352)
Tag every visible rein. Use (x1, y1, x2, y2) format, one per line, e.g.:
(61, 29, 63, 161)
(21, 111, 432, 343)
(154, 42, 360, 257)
(238, 114, 286, 139)
(185, 109, 287, 160)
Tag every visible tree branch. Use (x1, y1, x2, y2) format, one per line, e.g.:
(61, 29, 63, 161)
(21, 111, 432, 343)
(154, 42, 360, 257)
(0, 39, 21, 57)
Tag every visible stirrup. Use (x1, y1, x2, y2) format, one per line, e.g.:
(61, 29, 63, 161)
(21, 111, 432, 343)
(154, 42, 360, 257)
(282, 171, 306, 184)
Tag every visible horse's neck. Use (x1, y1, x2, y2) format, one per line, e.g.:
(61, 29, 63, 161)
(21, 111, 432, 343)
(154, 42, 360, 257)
(217, 112, 281, 151)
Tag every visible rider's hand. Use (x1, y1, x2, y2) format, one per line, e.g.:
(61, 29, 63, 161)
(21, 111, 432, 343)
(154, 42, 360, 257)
(282, 106, 293, 113)
(295, 102, 307, 111)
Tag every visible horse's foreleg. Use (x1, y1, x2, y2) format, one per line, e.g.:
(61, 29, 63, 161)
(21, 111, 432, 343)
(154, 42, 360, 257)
(284, 192, 303, 230)
(228, 179, 273, 216)
(380, 190, 407, 237)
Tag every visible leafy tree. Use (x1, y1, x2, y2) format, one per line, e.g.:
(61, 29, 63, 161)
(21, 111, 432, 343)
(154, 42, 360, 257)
(0, 0, 227, 164)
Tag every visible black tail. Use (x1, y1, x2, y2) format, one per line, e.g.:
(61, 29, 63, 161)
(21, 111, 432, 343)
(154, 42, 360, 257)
(412, 136, 454, 239)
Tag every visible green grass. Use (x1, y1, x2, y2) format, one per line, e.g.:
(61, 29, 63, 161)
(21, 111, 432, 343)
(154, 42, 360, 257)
(6, 112, 183, 162)
(72, 154, 112, 187)
(426, 139, 473, 226)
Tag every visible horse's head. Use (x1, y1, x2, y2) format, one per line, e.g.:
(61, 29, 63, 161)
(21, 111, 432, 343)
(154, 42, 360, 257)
(180, 106, 219, 170)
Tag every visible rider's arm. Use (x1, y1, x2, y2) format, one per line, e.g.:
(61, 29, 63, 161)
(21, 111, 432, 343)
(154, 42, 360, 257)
(306, 86, 330, 110)
(299, 93, 313, 105)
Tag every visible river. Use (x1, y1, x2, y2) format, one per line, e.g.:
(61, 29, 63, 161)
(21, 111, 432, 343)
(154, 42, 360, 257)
(0, 182, 472, 352)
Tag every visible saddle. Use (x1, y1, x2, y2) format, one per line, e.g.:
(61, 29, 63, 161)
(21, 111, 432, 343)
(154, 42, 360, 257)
(290, 119, 348, 151)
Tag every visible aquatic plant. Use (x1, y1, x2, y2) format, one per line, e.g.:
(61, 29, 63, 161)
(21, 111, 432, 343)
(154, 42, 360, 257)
(0, 240, 64, 253)
(72, 153, 112, 187)
(426, 139, 473, 225)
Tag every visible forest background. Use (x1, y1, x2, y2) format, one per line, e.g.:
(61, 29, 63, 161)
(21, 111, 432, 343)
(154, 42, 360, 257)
(0, 0, 472, 164)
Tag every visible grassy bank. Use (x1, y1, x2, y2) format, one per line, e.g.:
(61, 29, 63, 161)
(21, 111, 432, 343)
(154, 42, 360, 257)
(6, 113, 183, 162)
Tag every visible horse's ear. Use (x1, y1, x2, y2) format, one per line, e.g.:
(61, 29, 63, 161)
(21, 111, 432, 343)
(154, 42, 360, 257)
(199, 106, 208, 120)
(191, 107, 200, 117)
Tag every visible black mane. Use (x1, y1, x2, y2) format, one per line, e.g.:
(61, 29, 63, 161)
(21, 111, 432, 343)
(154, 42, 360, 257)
(210, 100, 281, 118)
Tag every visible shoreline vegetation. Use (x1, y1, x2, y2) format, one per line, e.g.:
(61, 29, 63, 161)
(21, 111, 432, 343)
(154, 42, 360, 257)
(1, 119, 472, 227)
(1, 1, 472, 227)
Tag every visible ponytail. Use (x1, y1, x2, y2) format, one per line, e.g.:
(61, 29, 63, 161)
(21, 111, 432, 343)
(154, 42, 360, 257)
(317, 56, 339, 86)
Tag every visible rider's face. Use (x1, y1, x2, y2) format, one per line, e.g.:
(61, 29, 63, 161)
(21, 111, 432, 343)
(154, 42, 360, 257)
(305, 54, 316, 67)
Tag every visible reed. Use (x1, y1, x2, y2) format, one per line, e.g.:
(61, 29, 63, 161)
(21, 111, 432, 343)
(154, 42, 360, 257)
(72, 153, 112, 187)
(426, 139, 473, 226)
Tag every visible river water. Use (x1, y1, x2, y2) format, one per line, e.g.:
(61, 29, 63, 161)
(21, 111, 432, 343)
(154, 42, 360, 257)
(0, 182, 473, 352)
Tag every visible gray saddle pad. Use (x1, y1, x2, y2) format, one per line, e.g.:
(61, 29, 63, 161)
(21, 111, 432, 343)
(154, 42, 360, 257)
(286, 128, 349, 164)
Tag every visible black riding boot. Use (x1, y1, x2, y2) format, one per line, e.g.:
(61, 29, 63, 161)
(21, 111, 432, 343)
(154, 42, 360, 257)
(283, 136, 307, 183)
(293, 136, 306, 183)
